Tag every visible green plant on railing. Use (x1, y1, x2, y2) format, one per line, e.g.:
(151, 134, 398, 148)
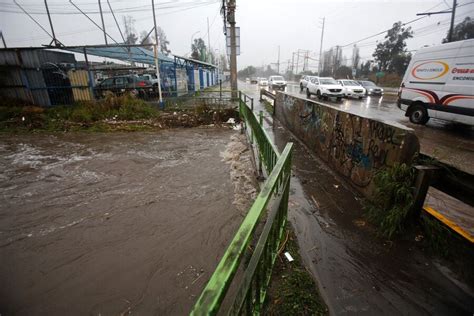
(191, 92, 293, 315)
(364, 163, 416, 239)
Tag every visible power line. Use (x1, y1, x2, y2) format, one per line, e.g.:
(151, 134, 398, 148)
(339, 1, 473, 48)
(0, 0, 219, 15)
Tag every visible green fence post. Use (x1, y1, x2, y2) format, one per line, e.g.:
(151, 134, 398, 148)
(259, 110, 263, 126)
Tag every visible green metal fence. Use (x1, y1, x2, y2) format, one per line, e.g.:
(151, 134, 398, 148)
(190, 92, 293, 315)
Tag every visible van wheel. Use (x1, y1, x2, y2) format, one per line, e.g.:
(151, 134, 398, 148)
(409, 103, 429, 125)
(300, 84, 303, 92)
(306, 88, 311, 99)
(316, 90, 322, 100)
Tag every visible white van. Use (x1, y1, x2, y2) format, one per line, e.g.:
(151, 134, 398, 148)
(397, 39, 474, 125)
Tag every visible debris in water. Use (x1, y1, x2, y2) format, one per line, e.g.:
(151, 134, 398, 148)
(415, 235, 424, 242)
(284, 252, 294, 262)
(311, 195, 320, 209)
(226, 118, 236, 124)
(333, 184, 339, 189)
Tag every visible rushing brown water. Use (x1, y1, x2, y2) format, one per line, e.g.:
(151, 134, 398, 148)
(0, 128, 256, 315)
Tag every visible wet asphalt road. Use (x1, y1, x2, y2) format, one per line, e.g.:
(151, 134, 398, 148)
(262, 82, 474, 175)
(239, 81, 474, 315)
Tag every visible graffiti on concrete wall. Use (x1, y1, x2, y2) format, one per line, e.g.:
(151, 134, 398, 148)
(276, 93, 419, 196)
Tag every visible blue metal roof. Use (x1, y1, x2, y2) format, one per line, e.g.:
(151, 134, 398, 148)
(66, 46, 174, 65)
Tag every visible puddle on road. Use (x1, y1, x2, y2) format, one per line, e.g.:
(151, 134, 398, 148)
(0, 128, 256, 315)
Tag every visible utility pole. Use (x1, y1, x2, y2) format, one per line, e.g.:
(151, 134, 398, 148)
(277, 45, 280, 74)
(98, 0, 107, 45)
(296, 49, 300, 75)
(318, 17, 325, 76)
(228, 0, 238, 99)
(303, 50, 309, 71)
(416, 0, 457, 42)
(333, 45, 340, 76)
(448, 0, 457, 42)
(291, 52, 295, 79)
(151, 0, 163, 106)
(44, 0, 61, 46)
(207, 17, 211, 63)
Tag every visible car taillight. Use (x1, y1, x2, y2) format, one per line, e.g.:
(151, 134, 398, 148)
(138, 81, 146, 87)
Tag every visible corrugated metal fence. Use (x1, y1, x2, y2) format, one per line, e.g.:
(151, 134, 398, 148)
(0, 48, 221, 107)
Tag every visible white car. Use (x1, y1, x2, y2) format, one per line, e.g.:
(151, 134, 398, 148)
(338, 79, 366, 99)
(306, 77, 344, 101)
(269, 75, 287, 90)
(299, 75, 317, 92)
(258, 77, 268, 86)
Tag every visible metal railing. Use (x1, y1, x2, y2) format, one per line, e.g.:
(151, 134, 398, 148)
(190, 92, 293, 315)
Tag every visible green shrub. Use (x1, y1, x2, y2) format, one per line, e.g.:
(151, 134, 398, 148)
(364, 163, 416, 239)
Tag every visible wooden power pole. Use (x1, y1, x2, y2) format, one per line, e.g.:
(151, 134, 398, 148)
(227, 0, 238, 98)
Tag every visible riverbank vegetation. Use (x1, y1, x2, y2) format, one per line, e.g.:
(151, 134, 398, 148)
(0, 95, 237, 132)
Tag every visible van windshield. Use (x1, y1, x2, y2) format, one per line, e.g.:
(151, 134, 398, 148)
(273, 76, 284, 80)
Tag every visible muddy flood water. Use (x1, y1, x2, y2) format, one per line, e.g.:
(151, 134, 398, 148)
(0, 128, 256, 315)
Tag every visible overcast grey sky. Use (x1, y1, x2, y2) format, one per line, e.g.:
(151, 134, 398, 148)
(1, 0, 473, 70)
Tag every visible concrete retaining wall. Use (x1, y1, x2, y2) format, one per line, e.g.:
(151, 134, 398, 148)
(275, 92, 420, 197)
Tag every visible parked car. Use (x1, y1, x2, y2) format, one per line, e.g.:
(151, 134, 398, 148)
(338, 79, 366, 99)
(258, 77, 268, 86)
(398, 39, 474, 125)
(269, 75, 287, 90)
(300, 75, 317, 92)
(138, 73, 159, 89)
(95, 75, 153, 98)
(306, 77, 344, 101)
(250, 77, 259, 84)
(358, 80, 383, 96)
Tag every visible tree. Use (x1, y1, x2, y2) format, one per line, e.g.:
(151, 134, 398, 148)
(353, 49, 360, 70)
(392, 52, 412, 75)
(373, 21, 413, 73)
(122, 15, 138, 45)
(139, 27, 171, 55)
(335, 66, 352, 79)
(140, 30, 152, 49)
(157, 27, 171, 55)
(191, 38, 207, 61)
(360, 61, 371, 77)
(443, 17, 474, 43)
(237, 66, 256, 78)
(219, 54, 228, 71)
